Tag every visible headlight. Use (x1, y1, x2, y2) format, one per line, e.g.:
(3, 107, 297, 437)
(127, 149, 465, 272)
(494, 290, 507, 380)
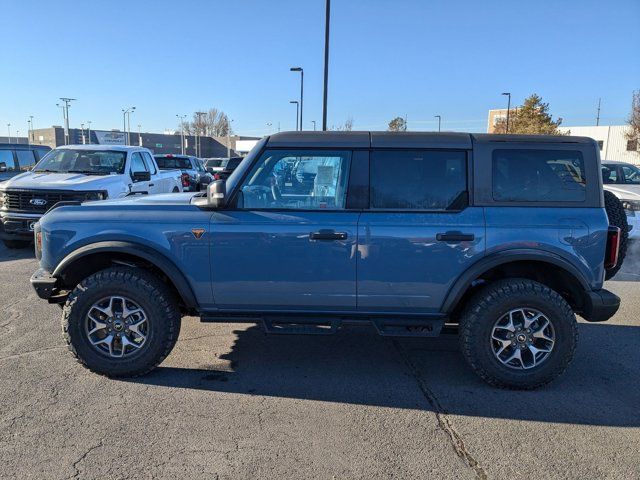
(84, 191, 108, 201)
(621, 200, 640, 212)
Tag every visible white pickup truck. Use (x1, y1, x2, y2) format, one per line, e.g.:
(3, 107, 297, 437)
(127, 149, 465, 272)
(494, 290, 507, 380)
(0, 145, 183, 248)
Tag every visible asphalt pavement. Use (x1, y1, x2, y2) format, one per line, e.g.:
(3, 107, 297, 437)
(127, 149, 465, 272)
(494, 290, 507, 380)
(0, 243, 638, 479)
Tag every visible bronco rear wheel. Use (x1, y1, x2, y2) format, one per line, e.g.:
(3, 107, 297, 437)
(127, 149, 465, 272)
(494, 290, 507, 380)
(62, 267, 181, 377)
(459, 279, 577, 389)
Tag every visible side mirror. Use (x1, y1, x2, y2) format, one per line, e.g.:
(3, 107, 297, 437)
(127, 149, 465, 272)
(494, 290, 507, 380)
(0, 162, 6, 173)
(132, 171, 151, 182)
(207, 180, 227, 208)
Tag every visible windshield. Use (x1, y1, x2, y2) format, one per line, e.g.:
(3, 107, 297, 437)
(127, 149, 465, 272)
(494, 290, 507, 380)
(602, 164, 640, 185)
(205, 159, 226, 168)
(155, 157, 191, 169)
(33, 149, 126, 174)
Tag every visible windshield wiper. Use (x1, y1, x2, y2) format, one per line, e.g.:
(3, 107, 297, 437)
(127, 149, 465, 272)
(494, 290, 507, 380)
(67, 170, 106, 175)
(32, 169, 58, 173)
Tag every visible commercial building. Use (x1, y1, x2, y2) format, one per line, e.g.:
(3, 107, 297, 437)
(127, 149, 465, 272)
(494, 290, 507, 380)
(28, 126, 260, 158)
(558, 125, 639, 164)
(487, 108, 518, 133)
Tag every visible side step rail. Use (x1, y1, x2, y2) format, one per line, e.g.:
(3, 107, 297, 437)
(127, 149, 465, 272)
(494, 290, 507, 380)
(262, 316, 341, 335)
(372, 317, 444, 337)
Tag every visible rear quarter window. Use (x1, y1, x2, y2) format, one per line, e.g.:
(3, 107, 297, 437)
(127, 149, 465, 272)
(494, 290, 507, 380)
(492, 149, 586, 202)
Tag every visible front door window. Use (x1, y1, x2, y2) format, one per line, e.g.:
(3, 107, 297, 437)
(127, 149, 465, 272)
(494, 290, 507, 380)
(238, 150, 351, 210)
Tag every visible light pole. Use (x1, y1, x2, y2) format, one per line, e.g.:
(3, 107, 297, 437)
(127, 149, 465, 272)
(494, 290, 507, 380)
(16, 130, 20, 144)
(176, 115, 186, 154)
(138, 124, 142, 146)
(266, 122, 273, 134)
(434, 115, 441, 132)
(86, 121, 92, 144)
(322, 0, 331, 131)
(80, 123, 85, 144)
(28, 116, 34, 146)
(226, 119, 234, 157)
(195, 111, 206, 157)
(58, 98, 76, 145)
(290, 101, 299, 132)
(6, 124, 11, 143)
(311, 120, 316, 131)
(501, 92, 511, 134)
(122, 107, 135, 145)
(290, 67, 304, 130)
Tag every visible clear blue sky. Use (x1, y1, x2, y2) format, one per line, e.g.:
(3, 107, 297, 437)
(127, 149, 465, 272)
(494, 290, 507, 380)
(1, 0, 639, 136)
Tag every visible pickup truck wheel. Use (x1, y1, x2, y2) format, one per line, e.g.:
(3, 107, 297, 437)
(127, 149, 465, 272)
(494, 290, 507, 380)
(604, 190, 629, 280)
(3, 239, 31, 249)
(62, 267, 181, 377)
(459, 279, 577, 390)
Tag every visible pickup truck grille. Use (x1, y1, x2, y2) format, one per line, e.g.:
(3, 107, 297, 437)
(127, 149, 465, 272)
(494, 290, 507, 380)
(2, 190, 86, 214)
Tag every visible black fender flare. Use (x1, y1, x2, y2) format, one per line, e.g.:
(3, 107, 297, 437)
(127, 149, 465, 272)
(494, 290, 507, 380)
(441, 249, 591, 314)
(53, 241, 198, 309)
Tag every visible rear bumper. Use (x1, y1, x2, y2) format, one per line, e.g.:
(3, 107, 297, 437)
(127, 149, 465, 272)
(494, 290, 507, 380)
(30, 268, 58, 300)
(582, 289, 620, 322)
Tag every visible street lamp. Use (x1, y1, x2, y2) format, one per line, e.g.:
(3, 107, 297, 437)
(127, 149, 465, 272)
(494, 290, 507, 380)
(15, 130, 20, 144)
(290, 67, 304, 131)
(86, 121, 92, 144)
(322, 0, 331, 131)
(289, 101, 299, 132)
(58, 98, 76, 145)
(80, 123, 85, 144)
(501, 92, 511, 134)
(138, 124, 142, 146)
(434, 115, 441, 132)
(195, 111, 206, 157)
(311, 120, 316, 131)
(122, 106, 135, 145)
(176, 114, 187, 154)
(6, 123, 11, 143)
(28, 115, 34, 146)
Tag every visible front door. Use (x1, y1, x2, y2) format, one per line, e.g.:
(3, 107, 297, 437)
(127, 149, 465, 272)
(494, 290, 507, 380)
(357, 149, 485, 313)
(129, 152, 151, 194)
(210, 149, 359, 311)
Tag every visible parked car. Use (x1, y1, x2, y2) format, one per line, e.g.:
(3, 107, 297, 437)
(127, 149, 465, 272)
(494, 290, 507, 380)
(0, 144, 182, 248)
(212, 156, 243, 181)
(602, 160, 640, 240)
(154, 154, 212, 192)
(31, 132, 621, 389)
(203, 157, 227, 174)
(0, 143, 51, 183)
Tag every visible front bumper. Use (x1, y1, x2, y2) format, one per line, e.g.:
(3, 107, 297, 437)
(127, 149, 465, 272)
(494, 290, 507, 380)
(582, 289, 620, 322)
(30, 268, 58, 300)
(0, 211, 41, 240)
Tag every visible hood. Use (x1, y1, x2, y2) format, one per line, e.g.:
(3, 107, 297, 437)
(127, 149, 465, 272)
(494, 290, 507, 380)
(604, 184, 640, 200)
(89, 192, 198, 207)
(0, 171, 124, 190)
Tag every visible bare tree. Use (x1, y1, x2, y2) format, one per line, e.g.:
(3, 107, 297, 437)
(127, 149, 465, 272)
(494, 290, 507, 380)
(178, 108, 233, 137)
(332, 116, 354, 131)
(387, 116, 407, 132)
(626, 90, 640, 147)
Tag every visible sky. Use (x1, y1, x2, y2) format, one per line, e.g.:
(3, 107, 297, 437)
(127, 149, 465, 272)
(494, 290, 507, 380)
(1, 0, 639, 137)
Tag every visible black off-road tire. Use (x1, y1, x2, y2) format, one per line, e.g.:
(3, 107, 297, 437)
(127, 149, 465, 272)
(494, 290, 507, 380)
(459, 279, 578, 390)
(604, 190, 629, 280)
(3, 239, 31, 249)
(62, 267, 181, 377)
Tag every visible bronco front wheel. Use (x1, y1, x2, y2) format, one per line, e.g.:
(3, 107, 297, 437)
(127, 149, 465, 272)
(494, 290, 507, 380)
(62, 267, 181, 377)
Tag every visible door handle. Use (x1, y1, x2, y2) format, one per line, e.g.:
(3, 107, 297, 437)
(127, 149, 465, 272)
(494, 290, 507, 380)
(148, 183, 155, 187)
(436, 232, 475, 242)
(309, 230, 348, 241)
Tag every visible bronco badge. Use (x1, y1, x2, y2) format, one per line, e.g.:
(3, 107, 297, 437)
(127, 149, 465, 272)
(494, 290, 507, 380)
(191, 228, 205, 239)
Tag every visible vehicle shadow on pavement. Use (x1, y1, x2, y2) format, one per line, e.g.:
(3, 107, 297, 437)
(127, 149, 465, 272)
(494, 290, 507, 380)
(0, 246, 34, 262)
(127, 322, 640, 428)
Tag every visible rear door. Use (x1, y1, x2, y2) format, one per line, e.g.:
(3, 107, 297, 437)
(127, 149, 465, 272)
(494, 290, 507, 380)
(357, 148, 485, 313)
(142, 151, 167, 193)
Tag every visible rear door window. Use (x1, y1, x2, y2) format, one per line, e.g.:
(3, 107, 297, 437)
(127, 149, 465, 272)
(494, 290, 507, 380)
(0, 150, 17, 171)
(16, 150, 38, 170)
(370, 150, 467, 210)
(492, 149, 586, 202)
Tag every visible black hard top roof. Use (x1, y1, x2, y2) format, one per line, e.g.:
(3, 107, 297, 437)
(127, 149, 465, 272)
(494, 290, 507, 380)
(266, 131, 593, 149)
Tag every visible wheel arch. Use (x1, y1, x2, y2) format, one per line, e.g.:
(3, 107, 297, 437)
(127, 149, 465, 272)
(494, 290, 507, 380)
(442, 250, 591, 317)
(53, 241, 199, 312)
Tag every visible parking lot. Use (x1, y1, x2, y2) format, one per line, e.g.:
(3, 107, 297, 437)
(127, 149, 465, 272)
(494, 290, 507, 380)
(0, 243, 638, 479)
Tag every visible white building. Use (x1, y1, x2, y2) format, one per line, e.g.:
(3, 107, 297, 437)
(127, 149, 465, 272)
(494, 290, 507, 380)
(558, 125, 639, 164)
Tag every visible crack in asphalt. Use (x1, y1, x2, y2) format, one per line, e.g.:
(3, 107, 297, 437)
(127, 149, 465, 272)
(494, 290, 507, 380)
(69, 439, 105, 479)
(392, 340, 488, 480)
(0, 345, 65, 363)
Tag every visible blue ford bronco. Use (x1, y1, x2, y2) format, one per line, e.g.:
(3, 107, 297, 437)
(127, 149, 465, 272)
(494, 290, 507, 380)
(31, 132, 622, 389)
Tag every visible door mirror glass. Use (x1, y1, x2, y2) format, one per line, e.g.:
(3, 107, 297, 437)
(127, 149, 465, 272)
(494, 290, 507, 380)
(132, 170, 151, 182)
(207, 179, 227, 208)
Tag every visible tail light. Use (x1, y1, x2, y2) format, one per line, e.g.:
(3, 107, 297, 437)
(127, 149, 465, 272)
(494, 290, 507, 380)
(181, 173, 190, 188)
(605, 226, 621, 269)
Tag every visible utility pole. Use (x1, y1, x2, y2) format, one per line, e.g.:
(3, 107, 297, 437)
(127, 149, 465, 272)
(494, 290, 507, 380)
(434, 115, 441, 132)
(58, 98, 76, 145)
(195, 111, 206, 157)
(322, 0, 330, 131)
(501, 92, 511, 134)
(596, 98, 601, 126)
(176, 114, 186, 154)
